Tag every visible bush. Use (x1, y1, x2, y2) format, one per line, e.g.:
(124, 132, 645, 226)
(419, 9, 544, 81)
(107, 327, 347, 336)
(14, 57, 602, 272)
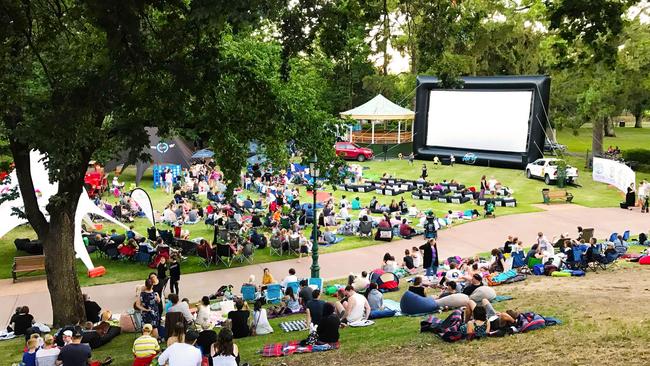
(623, 149, 650, 163)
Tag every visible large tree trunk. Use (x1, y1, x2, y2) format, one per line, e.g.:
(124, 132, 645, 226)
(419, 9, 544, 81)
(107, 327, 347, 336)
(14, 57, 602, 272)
(381, 0, 390, 76)
(634, 112, 643, 128)
(592, 118, 604, 156)
(44, 196, 86, 327)
(9, 136, 86, 327)
(604, 117, 616, 137)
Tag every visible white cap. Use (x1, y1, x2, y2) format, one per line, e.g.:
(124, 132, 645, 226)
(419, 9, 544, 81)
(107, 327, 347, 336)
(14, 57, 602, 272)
(63, 330, 73, 337)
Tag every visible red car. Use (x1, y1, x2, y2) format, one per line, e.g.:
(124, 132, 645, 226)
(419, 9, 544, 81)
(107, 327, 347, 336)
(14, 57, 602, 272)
(335, 141, 374, 162)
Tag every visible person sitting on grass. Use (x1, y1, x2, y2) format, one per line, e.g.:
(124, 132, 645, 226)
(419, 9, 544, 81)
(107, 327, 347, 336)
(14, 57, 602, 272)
(306, 289, 326, 327)
(399, 219, 417, 239)
(22, 337, 38, 366)
(211, 328, 240, 366)
(352, 271, 370, 292)
(403, 249, 415, 270)
(382, 253, 398, 273)
(322, 227, 343, 245)
(342, 286, 371, 324)
(270, 286, 301, 316)
(35, 334, 59, 366)
(132, 324, 160, 366)
(158, 330, 201, 366)
(489, 248, 506, 273)
(459, 304, 490, 340)
(366, 283, 383, 311)
(227, 299, 250, 339)
(408, 276, 427, 297)
(56, 326, 91, 366)
(9, 305, 34, 336)
(252, 300, 274, 335)
(317, 303, 340, 344)
(167, 293, 193, 324)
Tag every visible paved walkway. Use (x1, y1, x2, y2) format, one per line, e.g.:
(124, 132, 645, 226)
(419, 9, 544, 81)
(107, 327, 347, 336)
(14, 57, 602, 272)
(2, 205, 647, 326)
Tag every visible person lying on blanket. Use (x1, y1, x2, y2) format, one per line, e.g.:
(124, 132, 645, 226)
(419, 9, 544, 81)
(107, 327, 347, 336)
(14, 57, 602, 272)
(464, 298, 518, 336)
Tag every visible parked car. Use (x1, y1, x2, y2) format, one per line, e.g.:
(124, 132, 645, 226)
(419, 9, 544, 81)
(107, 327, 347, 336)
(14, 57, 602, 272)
(525, 158, 578, 185)
(543, 140, 567, 154)
(334, 141, 374, 161)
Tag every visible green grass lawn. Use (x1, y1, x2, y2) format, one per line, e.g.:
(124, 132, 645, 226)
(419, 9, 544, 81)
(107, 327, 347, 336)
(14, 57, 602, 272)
(556, 125, 650, 153)
(0, 155, 629, 286)
(3, 261, 650, 366)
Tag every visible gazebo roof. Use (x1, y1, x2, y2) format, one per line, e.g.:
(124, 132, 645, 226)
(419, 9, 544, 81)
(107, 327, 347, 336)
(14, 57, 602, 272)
(340, 94, 414, 120)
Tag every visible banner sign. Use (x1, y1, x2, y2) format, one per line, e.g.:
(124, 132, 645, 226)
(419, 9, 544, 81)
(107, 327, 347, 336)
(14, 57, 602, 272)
(592, 157, 636, 193)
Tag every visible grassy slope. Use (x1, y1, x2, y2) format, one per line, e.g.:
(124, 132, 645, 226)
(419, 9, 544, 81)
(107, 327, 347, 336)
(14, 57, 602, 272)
(2, 262, 650, 366)
(556, 125, 650, 154)
(0, 155, 627, 286)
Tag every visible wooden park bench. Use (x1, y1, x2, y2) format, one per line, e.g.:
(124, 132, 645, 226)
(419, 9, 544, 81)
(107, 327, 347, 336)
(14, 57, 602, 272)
(12, 255, 45, 283)
(542, 189, 574, 204)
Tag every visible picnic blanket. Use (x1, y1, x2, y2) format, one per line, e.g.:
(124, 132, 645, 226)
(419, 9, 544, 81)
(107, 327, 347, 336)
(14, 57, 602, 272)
(268, 308, 306, 319)
(383, 299, 403, 316)
(280, 320, 308, 333)
(491, 295, 513, 303)
(261, 340, 340, 357)
(348, 319, 375, 327)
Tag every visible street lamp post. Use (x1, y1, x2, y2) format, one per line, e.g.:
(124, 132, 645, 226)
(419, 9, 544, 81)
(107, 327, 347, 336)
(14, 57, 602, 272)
(309, 155, 320, 278)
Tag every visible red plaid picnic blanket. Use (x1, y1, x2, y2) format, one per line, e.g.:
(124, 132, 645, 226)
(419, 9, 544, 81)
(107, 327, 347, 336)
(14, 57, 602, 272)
(261, 341, 340, 357)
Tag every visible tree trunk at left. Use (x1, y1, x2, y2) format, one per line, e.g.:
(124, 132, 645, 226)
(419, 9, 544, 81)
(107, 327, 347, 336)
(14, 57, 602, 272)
(44, 197, 86, 327)
(592, 117, 604, 156)
(604, 117, 616, 137)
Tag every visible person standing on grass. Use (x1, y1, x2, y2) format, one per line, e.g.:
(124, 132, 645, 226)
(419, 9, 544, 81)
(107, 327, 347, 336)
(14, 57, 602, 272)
(169, 255, 181, 295)
(420, 238, 440, 280)
(408, 152, 415, 165)
(450, 154, 455, 167)
(421, 163, 428, 179)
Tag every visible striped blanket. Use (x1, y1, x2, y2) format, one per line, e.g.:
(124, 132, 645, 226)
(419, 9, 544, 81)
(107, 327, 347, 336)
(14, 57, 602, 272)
(279, 320, 308, 333)
(261, 340, 340, 357)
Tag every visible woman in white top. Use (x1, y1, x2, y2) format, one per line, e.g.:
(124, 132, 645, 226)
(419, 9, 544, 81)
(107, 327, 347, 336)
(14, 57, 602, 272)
(411, 247, 422, 268)
(211, 328, 240, 366)
(195, 296, 212, 329)
(252, 300, 273, 335)
(382, 253, 398, 273)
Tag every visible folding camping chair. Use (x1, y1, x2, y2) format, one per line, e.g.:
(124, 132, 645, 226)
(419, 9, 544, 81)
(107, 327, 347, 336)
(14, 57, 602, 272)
(622, 230, 630, 241)
(286, 281, 300, 296)
(265, 284, 283, 304)
(197, 243, 215, 268)
(308, 278, 323, 290)
(608, 232, 618, 242)
(269, 237, 283, 256)
(241, 285, 257, 302)
(215, 243, 233, 267)
(240, 242, 254, 264)
(288, 237, 300, 256)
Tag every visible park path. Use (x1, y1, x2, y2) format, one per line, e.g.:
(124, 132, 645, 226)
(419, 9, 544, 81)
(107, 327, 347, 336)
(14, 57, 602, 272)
(1, 204, 647, 326)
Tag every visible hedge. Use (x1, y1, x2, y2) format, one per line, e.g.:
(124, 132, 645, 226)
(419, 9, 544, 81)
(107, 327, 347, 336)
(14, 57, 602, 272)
(623, 149, 650, 173)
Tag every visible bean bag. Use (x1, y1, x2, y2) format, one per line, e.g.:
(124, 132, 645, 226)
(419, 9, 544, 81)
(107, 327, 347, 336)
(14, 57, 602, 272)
(435, 293, 470, 309)
(400, 290, 439, 315)
(551, 271, 571, 277)
(469, 286, 497, 303)
(639, 256, 650, 265)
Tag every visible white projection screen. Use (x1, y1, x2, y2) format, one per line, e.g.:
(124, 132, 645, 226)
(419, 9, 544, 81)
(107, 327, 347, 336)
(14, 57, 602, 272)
(426, 90, 533, 153)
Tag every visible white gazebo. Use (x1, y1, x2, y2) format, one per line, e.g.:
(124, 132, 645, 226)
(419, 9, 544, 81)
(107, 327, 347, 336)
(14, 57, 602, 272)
(340, 94, 415, 144)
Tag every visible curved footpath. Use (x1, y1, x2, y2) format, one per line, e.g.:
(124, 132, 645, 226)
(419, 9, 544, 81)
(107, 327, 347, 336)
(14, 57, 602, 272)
(1, 204, 647, 326)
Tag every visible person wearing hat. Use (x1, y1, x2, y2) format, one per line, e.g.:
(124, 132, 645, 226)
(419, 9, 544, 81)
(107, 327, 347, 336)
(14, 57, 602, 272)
(132, 324, 160, 366)
(157, 330, 202, 366)
(56, 326, 91, 366)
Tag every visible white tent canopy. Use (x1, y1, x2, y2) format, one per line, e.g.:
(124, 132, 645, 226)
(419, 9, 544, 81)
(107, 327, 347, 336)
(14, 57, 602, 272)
(340, 94, 415, 144)
(340, 94, 414, 120)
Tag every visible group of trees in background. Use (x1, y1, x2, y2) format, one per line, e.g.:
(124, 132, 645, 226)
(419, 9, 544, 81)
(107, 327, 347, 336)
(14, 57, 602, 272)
(0, 0, 647, 326)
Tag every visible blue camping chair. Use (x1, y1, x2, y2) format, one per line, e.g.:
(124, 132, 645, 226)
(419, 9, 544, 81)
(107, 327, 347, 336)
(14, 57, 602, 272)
(265, 284, 283, 304)
(622, 230, 630, 241)
(241, 285, 257, 302)
(609, 232, 618, 242)
(308, 278, 323, 290)
(286, 281, 300, 296)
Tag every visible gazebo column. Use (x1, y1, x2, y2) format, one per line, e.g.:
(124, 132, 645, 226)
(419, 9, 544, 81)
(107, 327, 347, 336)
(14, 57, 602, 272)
(349, 125, 353, 142)
(397, 121, 401, 144)
(371, 121, 375, 144)
(411, 120, 414, 142)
